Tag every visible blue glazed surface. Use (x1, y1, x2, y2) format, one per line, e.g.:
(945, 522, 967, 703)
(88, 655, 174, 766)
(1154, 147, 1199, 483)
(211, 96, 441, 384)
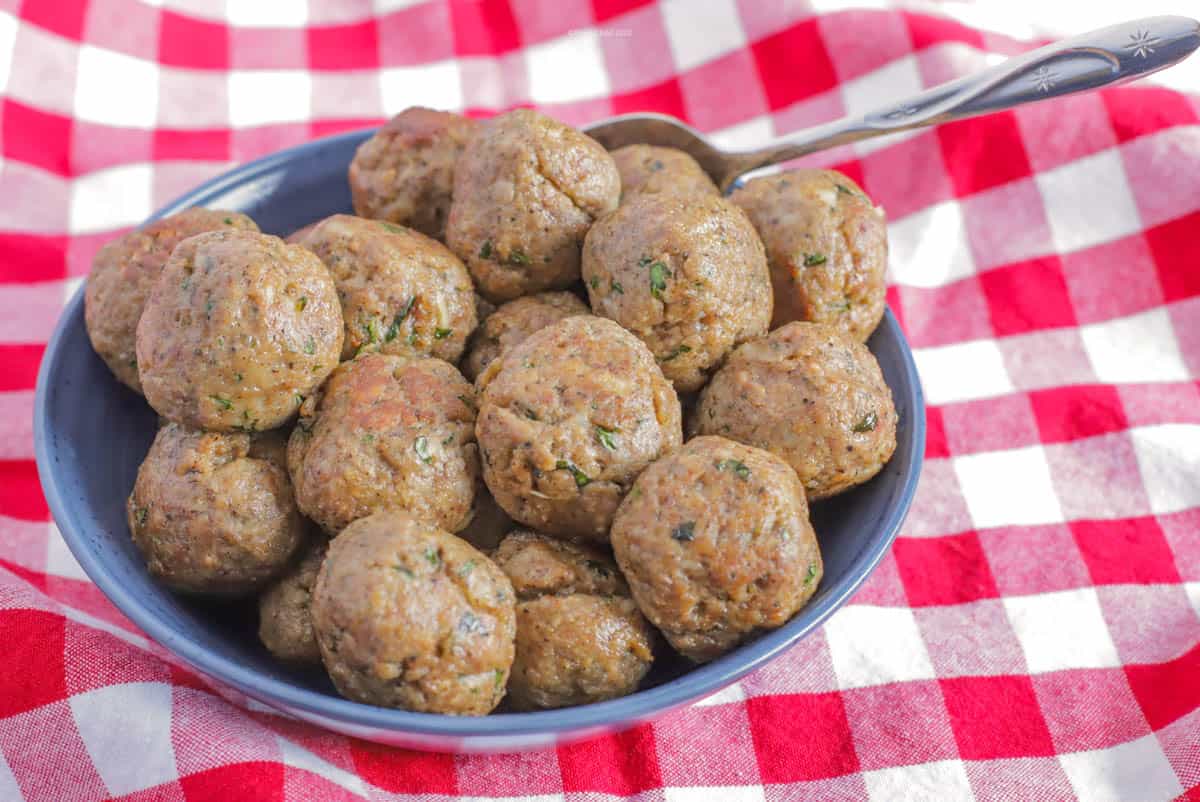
(34, 129, 925, 753)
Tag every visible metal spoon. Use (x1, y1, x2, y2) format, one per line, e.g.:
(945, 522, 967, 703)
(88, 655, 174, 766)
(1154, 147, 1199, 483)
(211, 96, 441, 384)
(584, 15, 1200, 192)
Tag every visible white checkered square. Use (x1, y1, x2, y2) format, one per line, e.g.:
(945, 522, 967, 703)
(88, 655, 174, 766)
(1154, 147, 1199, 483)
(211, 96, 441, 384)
(380, 60, 464, 115)
(660, 0, 747, 72)
(841, 56, 924, 118)
(1037, 147, 1143, 254)
(0, 10, 16, 95)
(1080, 307, 1190, 384)
(276, 736, 368, 798)
(913, 339, 1014, 405)
(1059, 733, 1184, 802)
(711, 115, 774, 150)
(45, 523, 88, 581)
(70, 682, 177, 797)
(7, 21, 79, 116)
(666, 786, 766, 802)
(69, 163, 153, 234)
(864, 759, 974, 802)
(1004, 588, 1121, 673)
(888, 200, 977, 289)
(824, 605, 936, 689)
(1131, 424, 1200, 515)
(157, 67, 231, 127)
(75, 46, 159, 128)
(0, 748, 19, 802)
(227, 0, 308, 27)
(954, 444, 1064, 529)
(526, 30, 611, 104)
(228, 70, 313, 127)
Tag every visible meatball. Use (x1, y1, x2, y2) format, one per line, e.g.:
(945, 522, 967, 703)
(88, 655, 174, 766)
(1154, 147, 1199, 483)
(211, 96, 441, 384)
(258, 535, 327, 665)
(730, 170, 887, 340)
(127, 423, 304, 597)
(285, 221, 320, 244)
(85, 209, 257, 394)
(611, 145, 718, 202)
(295, 215, 477, 363)
(311, 511, 515, 714)
(462, 291, 588, 381)
(446, 109, 620, 302)
(493, 531, 654, 710)
(348, 107, 478, 240)
(136, 230, 343, 432)
(287, 353, 478, 535)
(456, 481, 513, 554)
(611, 436, 822, 662)
(582, 191, 772, 393)
(691, 322, 897, 500)
(475, 316, 682, 542)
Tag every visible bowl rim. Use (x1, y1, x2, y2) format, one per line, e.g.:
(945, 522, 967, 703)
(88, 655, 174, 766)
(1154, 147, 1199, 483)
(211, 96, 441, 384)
(34, 128, 926, 740)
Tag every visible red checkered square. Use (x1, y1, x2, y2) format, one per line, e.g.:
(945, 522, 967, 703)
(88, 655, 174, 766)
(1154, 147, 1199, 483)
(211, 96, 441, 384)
(655, 702, 765, 787)
(902, 10, 984, 51)
(1029, 384, 1129, 444)
(923, 406, 950, 460)
(1059, 232, 1164, 324)
(179, 763, 285, 802)
(63, 620, 169, 694)
(450, 0, 522, 56)
(455, 750, 562, 797)
(82, 0, 160, 61)
(979, 256, 1077, 336)
(151, 128, 232, 162)
(937, 112, 1034, 197)
(750, 19, 837, 112)
(610, 77, 686, 120)
(860, 132, 952, 222)
(1102, 86, 1199, 144)
(1146, 211, 1200, 304)
(307, 20, 381, 71)
(598, 3, 676, 94)
(979, 524, 1091, 596)
(1072, 517, 1182, 587)
(0, 609, 66, 718)
(841, 681, 958, 769)
(941, 394, 1039, 455)
(348, 740, 456, 794)
(678, 50, 767, 133)
(590, 0, 652, 23)
(894, 532, 1000, 607)
(0, 462, 50, 522)
(0, 345, 43, 392)
(2, 100, 71, 175)
(965, 757, 1077, 802)
(747, 693, 859, 782)
(157, 9, 230, 70)
(377, 1, 455, 66)
(1032, 669, 1151, 752)
(942, 675, 1055, 759)
(20, 0, 88, 41)
(557, 724, 662, 795)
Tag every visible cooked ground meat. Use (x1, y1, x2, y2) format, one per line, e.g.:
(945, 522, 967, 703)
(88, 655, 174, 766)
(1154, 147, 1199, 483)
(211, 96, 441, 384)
(461, 291, 588, 381)
(582, 191, 772, 392)
(85, 209, 257, 394)
(287, 353, 478, 535)
(127, 423, 304, 597)
(446, 109, 620, 302)
(257, 535, 327, 664)
(349, 107, 478, 240)
(310, 511, 515, 714)
(611, 145, 718, 202)
(475, 316, 682, 542)
(136, 229, 343, 432)
(295, 214, 476, 363)
(610, 436, 822, 662)
(691, 321, 897, 500)
(730, 169, 887, 340)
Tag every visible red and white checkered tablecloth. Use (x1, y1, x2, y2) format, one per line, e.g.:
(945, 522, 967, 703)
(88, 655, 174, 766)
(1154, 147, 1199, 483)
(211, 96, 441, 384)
(2, 0, 1199, 799)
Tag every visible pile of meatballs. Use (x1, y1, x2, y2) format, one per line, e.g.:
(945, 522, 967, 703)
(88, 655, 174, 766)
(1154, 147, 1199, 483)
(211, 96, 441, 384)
(84, 106, 897, 716)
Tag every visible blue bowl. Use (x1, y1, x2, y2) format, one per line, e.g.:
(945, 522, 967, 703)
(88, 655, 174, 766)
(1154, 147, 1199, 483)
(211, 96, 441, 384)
(34, 129, 925, 753)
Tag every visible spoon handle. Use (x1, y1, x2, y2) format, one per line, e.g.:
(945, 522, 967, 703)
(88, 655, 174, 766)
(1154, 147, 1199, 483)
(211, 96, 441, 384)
(721, 15, 1200, 187)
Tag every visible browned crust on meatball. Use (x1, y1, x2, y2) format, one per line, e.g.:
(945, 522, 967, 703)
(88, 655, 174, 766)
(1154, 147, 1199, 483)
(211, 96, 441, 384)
(692, 321, 897, 500)
(730, 170, 887, 340)
(582, 191, 772, 392)
(310, 512, 515, 714)
(127, 422, 304, 597)
(349, 107, 478, 240)
(493, 530, 629, 600)
(258, 535, 327, 664)
(611, 145, 718, 202)
(461, 291, 588, 381)
(85, 209, 257, 393)
(446, 109, 620, 302)
(295, 214, 477, 363)
(475, 316, 682, 542)
(611, 436, 822, 662)
(136, 229, 343, 432)
(288, 353, 478, 535)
